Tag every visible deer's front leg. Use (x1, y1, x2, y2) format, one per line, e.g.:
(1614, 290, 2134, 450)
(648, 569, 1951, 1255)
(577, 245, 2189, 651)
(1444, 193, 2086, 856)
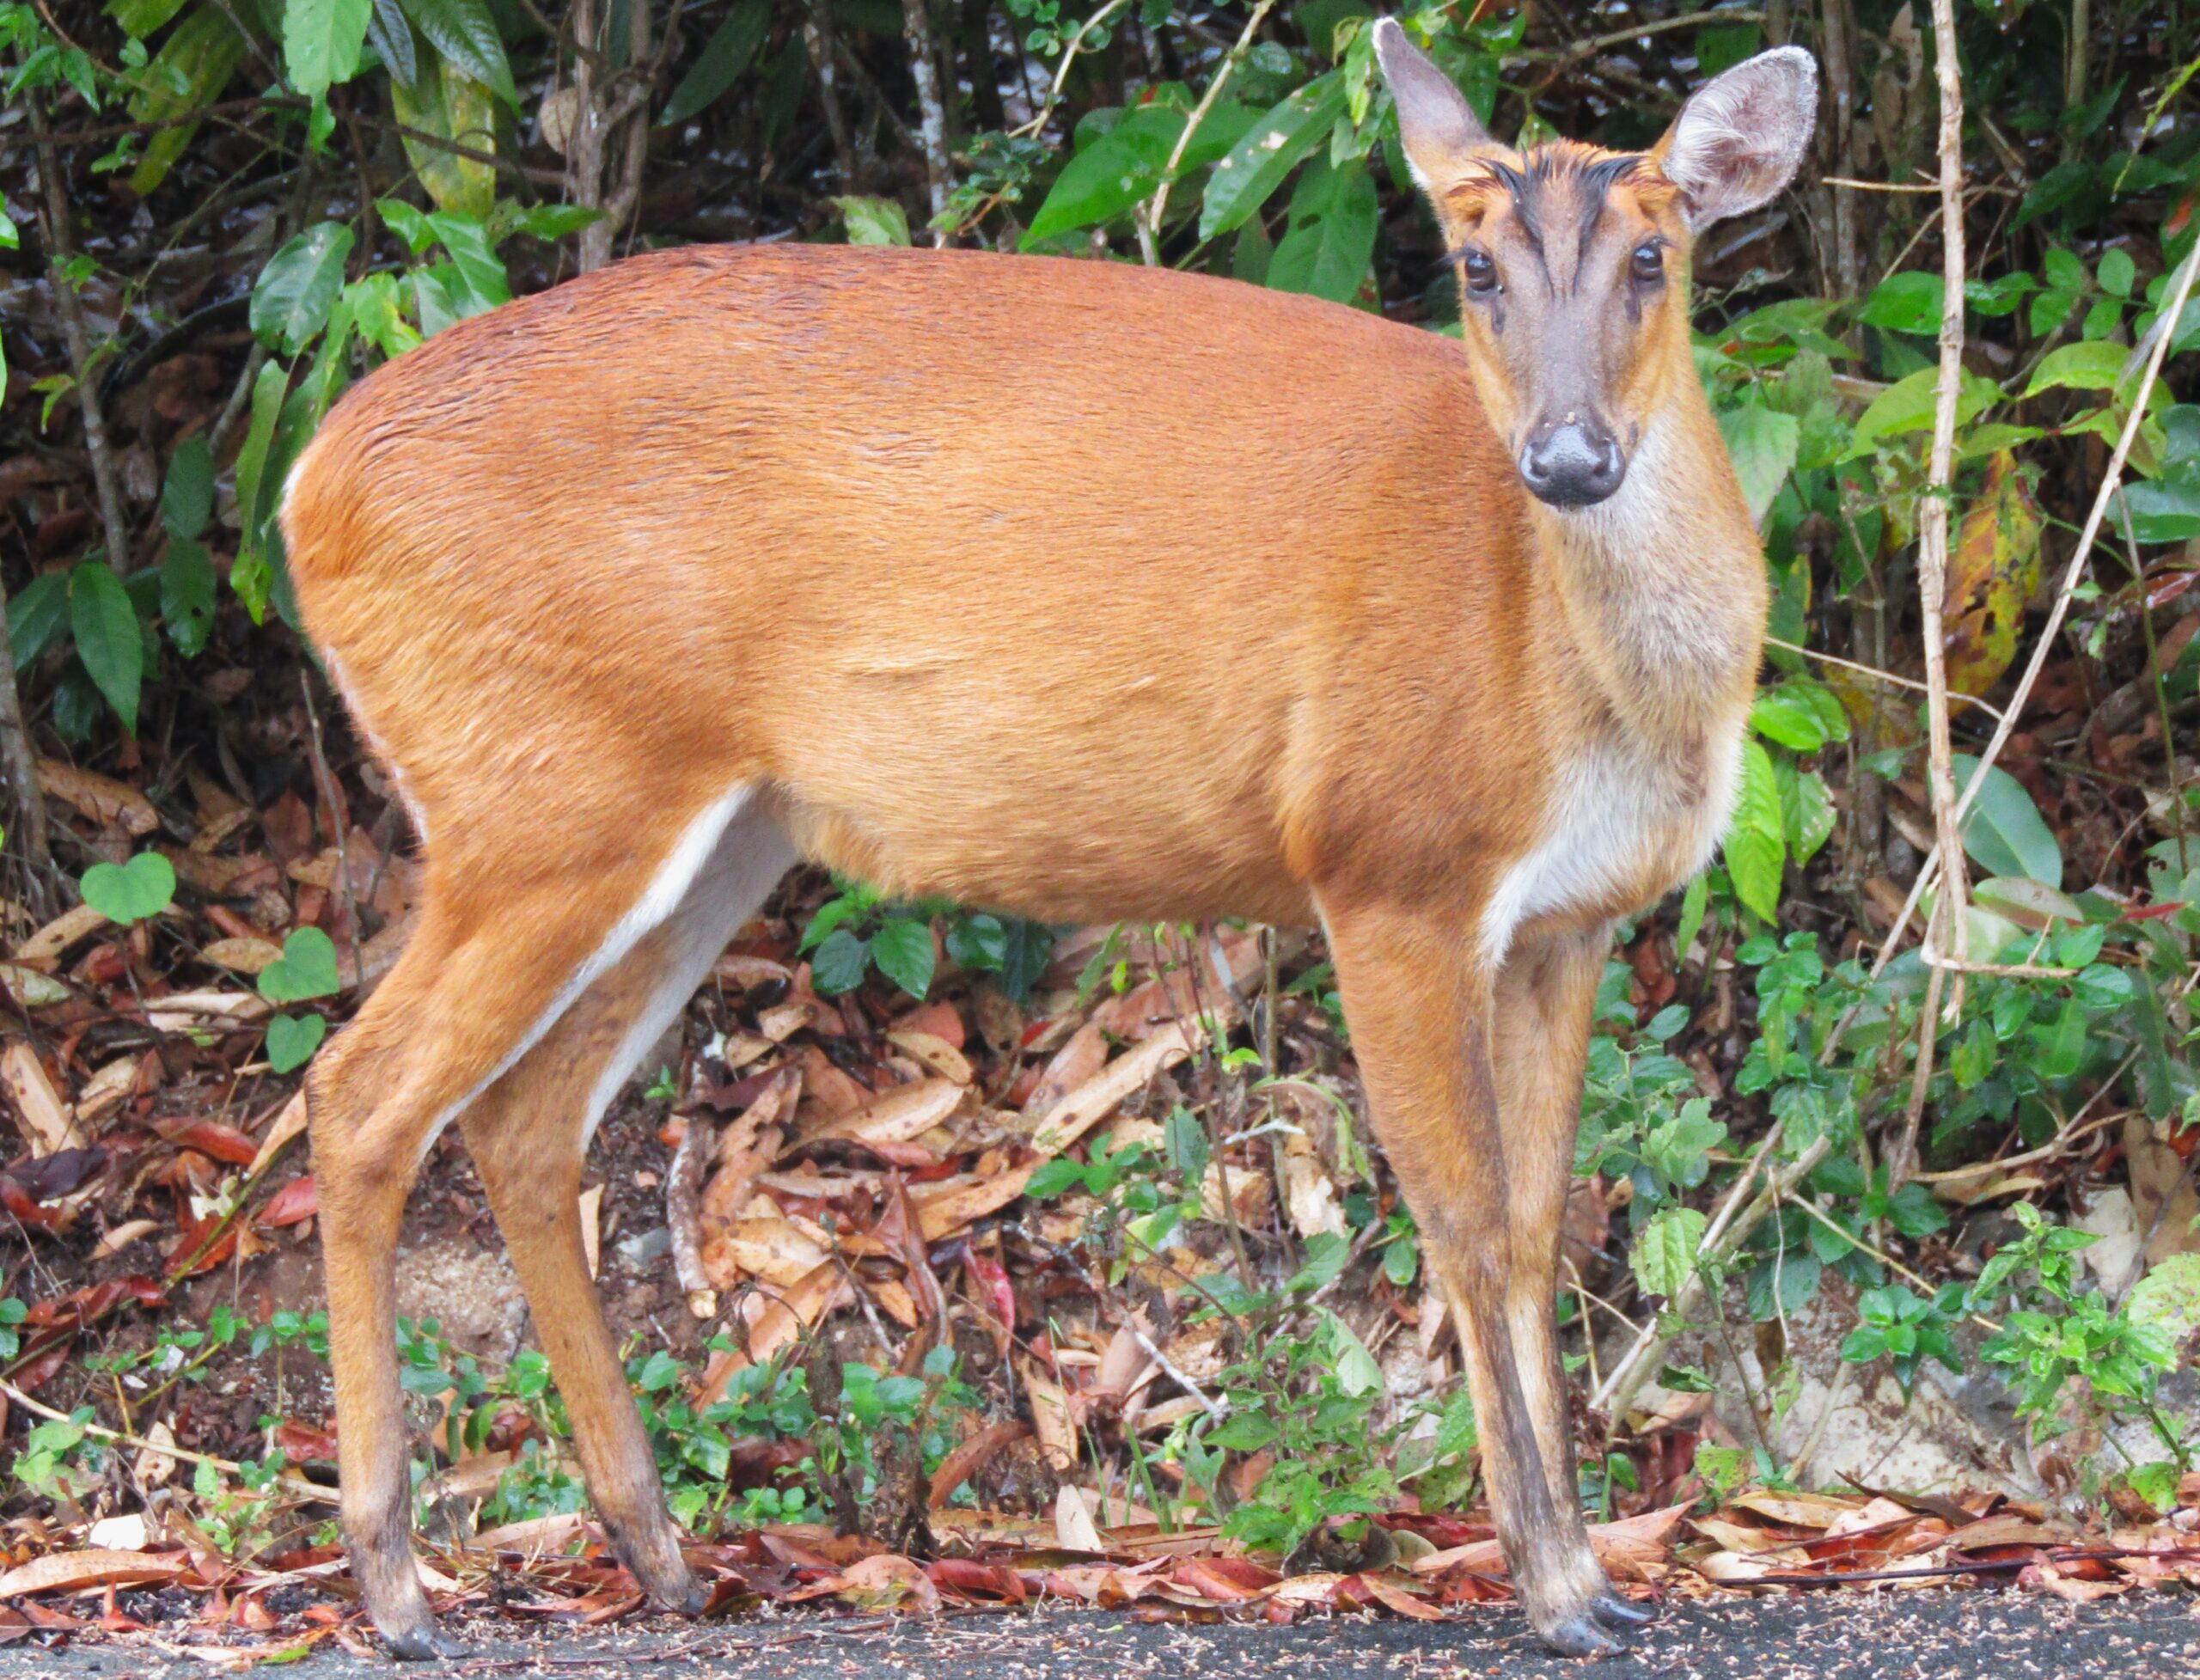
(1492, 924, 1653, 1631)
(1321, 898, 1624, 1659)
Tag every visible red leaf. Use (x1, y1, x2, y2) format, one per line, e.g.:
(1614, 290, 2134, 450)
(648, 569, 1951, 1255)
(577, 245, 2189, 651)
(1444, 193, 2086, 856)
(164, 1120, 260, 1167)
(256, 1176, 318, 1227)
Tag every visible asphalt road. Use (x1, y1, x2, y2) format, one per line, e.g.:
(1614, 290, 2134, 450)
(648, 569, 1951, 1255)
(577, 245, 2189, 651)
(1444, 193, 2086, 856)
(5, 1590, 2195, 1678)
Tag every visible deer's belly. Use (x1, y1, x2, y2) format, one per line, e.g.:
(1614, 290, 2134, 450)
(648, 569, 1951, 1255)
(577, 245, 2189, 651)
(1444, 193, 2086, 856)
(1478, 730, 1745, 966)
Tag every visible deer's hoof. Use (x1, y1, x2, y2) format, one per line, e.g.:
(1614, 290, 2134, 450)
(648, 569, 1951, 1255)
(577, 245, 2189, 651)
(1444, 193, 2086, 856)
(653, 1576, 713, 1617)
(1537, 1610, 1629, 1660)
(1591, 1590, 1657, 1628)
(382, 1622, 466, 1661)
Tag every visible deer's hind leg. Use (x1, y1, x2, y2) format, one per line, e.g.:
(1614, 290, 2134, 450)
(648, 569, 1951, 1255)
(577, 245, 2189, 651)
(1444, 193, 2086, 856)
(309, 780, 779, 1659)
(458, 802, 795, 1611)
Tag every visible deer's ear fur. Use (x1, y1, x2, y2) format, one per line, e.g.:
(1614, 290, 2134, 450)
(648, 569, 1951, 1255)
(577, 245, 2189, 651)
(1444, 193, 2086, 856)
(1652, 47, 1818, 230)
(1372, 19, 1495, 200)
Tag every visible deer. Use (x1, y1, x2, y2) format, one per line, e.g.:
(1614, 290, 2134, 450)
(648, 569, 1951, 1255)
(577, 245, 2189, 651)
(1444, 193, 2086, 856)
(278, 20, 1816, 1659)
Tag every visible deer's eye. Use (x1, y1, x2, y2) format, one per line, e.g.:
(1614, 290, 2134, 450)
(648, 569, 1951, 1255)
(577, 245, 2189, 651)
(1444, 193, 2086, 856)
(1462, 249, 1500, 296)
(1630, 241, 1665, 284)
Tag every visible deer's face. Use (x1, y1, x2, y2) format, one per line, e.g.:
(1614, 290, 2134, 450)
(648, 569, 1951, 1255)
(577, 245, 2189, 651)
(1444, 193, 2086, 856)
(1373, 22, 1818, 512)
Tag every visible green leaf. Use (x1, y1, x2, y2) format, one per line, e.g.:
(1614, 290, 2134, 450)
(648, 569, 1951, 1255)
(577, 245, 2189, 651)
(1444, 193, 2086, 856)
(2125, 1255, 2200, 1339)
(125, 6, 250, 196)
(70, 560, 144, 734)
(364, 0, 418, 89)
(1722, 738, 1786, 920)
(266, 1011, 328, 1073)
(1859, 270, 1942, 334)
(1631, 1206, 1707, 1299)
(1719, 402, 1800, 528)
(870, 917, 935, 999)
(9, 571, 70, 668)
(661, 0, 768, 125)
(396, 0, 517, 107)
(2022, 339, 2133, 399)
(995, 917, 1053, 1002)
(2097, 247, 2136, 299)
(1266, 154, 1377, 306)
(161, 535, 217, 657)
(810, 927, 872, 995)
(1952, 754, 2062, 888)
(1324, 1309, 1383, 1397)
(284, 0, 375, 96)
(162, 435, 214, 539)
(1751, 685, 1833, 751)
(252, 223, 356, 356)
(1778, 761, 1836, 864)
(79, 852, 175, 924)
(1199, 71, 1348, 241)
(834, 195, 911, 247)
(425, 211, 510, 310)
(1207, 1413, 1279, 1452)
(258, 926, 342, 1005)
(1848, 366, 1997, 456)
(2124, 1461, 2181, 1517)
(1023, 106, 1185, 246)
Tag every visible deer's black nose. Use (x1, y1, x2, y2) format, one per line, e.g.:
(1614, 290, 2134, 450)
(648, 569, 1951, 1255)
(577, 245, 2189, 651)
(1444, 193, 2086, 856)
(1519, 415, 1626, 508)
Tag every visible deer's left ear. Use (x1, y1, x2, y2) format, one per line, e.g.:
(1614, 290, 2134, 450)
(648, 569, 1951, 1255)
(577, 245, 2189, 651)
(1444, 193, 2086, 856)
(1652, 47, 1818, 229)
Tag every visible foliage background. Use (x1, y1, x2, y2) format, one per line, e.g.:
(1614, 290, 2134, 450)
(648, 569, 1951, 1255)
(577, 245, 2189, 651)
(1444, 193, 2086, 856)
(1, 0, 2199, 1611)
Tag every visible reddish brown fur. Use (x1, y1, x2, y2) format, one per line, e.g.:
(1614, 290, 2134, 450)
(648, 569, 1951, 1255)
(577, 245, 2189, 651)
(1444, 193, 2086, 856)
(286, 185, 1768, 1655)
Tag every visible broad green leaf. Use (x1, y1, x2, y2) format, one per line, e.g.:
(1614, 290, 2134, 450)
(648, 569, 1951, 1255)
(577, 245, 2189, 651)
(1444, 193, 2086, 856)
(1952, 753, 2062, 887)
(2022, 339, 2131, 398)
(8, 571, 70, 667)
(390, 58, 496, 218)
(1776, 761, 1836, 865)
(162, 434, 214, 539)
(870, 917, 935, 999)
(2126, 1255, 2200, 1339)
(396, 0, 516, 106)
(834, 196, 911, 247)
(161, 535, 217, 657)
(79, 852, 175, 924)
(1323, 1309, 1383, 1397)
(284, 0, 375, 96)
(266, 1011, 328, 1072)
(1722, 739, 1786, 920)
(810, 928, 872, 994)
(125, 5, 249, 195)
(1719, 403, 1800, 528)
(107, 0, 192, 35)
(1023, 106, 1185, 245)
(662, 0, 768, 125)
(1859, 270, 1941, 333)
(1200, 71, 1348, 241)
(252, 223, 356, 356)
(259, 926, 342, 1004)
(365, 0, 418, 88)
(1848, 365, 1997, 456)
(1631, 1206, 1707, 1299)
(425, 211, 510, 309)
(1266, 154, 1376, 306)
(70, 560, 144, 733)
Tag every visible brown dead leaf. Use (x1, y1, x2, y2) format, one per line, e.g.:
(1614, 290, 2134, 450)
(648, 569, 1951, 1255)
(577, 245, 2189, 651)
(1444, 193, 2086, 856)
(3, 1041, 82, 1155)
(13, 903, 108, 964)
(807, 1078, 967, 1150)
(0, 1549, 191, 1596)
(1018, 1357, 1078, 1469)
(1054, 1485, 1104, 1552)
(36, 761, 157, 835)
(1727, 1489, 1863, 1530)
(199, 937, 284, 976)
(885, 1030, 972, 1085)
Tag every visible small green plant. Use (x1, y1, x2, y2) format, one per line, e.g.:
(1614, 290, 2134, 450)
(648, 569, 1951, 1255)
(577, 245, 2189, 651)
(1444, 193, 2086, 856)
(192, 1452, 290, 1558)
(800, 874, 1053, 1001)
(79, 852, 176, 925)
(259, 926, 342, 1072)
(1964, 1206, 2199, 1509)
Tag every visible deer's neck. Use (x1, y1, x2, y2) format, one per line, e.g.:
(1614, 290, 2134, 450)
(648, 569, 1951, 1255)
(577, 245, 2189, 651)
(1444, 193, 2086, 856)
(1531, 402, 1767, 754)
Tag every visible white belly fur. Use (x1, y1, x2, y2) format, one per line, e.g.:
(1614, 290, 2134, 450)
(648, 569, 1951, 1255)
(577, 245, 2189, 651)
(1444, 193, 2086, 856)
(1477, 727, 1744, 969)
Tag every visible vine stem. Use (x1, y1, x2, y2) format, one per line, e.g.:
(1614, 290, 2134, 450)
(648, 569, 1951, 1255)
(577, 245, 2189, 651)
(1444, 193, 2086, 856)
(1888, 0, 1973, 1193)
(1143, 0, 1279, 255)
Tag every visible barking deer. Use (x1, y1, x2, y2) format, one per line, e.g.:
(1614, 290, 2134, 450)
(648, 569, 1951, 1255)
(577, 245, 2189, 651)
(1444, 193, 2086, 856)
(281, 20, 1815, 1658)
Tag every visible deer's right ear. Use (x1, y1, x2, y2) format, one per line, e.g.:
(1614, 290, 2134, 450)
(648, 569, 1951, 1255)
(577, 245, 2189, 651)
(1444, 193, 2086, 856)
(1372, 19, 1494, 201)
